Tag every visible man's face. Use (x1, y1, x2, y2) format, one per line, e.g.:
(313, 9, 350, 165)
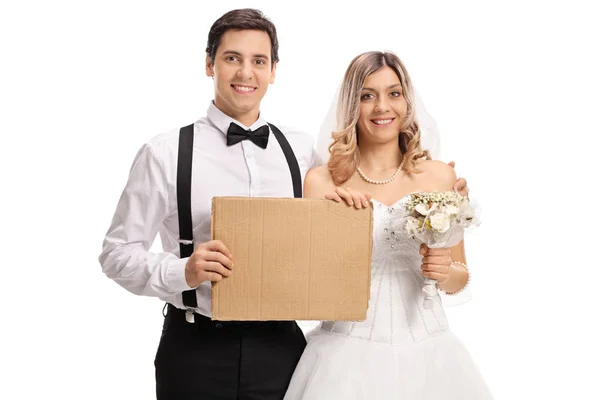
(206, 29, 277, 125)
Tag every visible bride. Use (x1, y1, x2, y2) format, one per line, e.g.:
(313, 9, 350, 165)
(284, 51, 493, 399)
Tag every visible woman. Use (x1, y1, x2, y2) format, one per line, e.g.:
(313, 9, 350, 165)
(284, 51, 493, 399)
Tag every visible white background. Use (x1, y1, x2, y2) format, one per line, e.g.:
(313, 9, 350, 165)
(1, 0, 599, 399)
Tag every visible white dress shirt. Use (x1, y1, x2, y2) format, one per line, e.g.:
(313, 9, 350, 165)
(99, 102, 320, 317)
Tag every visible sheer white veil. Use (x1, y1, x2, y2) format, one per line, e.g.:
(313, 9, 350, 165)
(315, 84, 442, 165)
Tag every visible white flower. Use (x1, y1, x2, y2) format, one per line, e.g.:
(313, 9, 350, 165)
(455, 201, 476, 225)
(415, 202, 436, 216)
(443, 205, 459, 216)
(461, 211, 476, 227)
(404, 217, 421, 235)
(429, 213, 450, 232)
(458, 199, 471, 212)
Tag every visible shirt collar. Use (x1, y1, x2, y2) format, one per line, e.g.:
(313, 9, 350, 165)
(206, 101, 268, 136)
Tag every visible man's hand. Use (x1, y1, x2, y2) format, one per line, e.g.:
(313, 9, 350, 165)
(447, 160, 469, 197)
(185, 240, 233, 288)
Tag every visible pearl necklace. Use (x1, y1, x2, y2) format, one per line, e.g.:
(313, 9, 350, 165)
(356, 164, 403, 185)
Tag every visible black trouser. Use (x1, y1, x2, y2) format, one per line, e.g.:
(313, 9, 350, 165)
(155, 304, 307, 400)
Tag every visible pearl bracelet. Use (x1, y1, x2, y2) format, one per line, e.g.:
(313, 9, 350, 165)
(438, 261, 470, 295)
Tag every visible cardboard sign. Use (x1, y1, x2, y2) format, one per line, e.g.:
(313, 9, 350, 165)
(211, 197, 372, 321)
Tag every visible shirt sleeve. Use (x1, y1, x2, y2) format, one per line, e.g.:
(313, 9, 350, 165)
(98, 143, 193, 297)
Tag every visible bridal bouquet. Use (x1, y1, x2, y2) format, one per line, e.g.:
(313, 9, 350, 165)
(401, 191, 479, 308)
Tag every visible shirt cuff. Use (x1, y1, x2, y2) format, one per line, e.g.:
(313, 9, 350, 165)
(166, 258, 195, 293)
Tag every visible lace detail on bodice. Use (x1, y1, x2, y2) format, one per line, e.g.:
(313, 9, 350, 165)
(317, 195, 448, 344)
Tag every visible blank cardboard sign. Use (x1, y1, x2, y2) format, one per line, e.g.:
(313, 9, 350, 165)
(211, 197, 372, 321)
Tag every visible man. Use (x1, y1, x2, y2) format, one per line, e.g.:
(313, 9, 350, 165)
(99, 8, 468, 400)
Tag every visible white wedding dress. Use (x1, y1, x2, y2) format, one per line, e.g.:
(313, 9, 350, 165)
(284, 196, 493, 399)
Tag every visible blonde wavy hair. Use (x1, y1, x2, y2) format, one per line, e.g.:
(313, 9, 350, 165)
(328, 51, 430, 185)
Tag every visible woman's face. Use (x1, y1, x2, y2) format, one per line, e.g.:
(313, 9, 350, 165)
(357, 66, 407, 145)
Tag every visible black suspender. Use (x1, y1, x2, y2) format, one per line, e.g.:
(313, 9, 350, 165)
(269, 123, 302, 198)
(176, 123, 198, 309)
(177, 123, 302, 311)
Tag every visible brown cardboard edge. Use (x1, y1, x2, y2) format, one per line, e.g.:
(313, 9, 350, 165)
(365, 202, 374, 321)
(210, 197, 217, 319)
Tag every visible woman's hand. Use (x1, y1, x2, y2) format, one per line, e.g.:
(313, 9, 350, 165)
(419, 244, 452, 284)
(324, 187, 372, 209)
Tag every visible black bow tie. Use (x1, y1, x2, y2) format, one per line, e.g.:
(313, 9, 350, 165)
(226, 122, 270, 149)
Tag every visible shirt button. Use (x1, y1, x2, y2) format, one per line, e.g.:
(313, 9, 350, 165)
(245, 152, 253, 159)
(215, 323, 223, 329)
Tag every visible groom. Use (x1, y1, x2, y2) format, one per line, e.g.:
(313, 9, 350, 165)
(99, 8, 469, 400)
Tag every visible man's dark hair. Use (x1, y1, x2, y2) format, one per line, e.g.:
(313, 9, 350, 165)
(206, 8, 279, 68)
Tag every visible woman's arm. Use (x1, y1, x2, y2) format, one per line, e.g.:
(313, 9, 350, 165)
(417, 160, 470, 294)
(303, 166, 332, 199)
(437, 241, 470, 294)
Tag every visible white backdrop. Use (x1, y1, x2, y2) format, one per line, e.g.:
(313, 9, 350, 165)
(1, 1, 599, 399)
